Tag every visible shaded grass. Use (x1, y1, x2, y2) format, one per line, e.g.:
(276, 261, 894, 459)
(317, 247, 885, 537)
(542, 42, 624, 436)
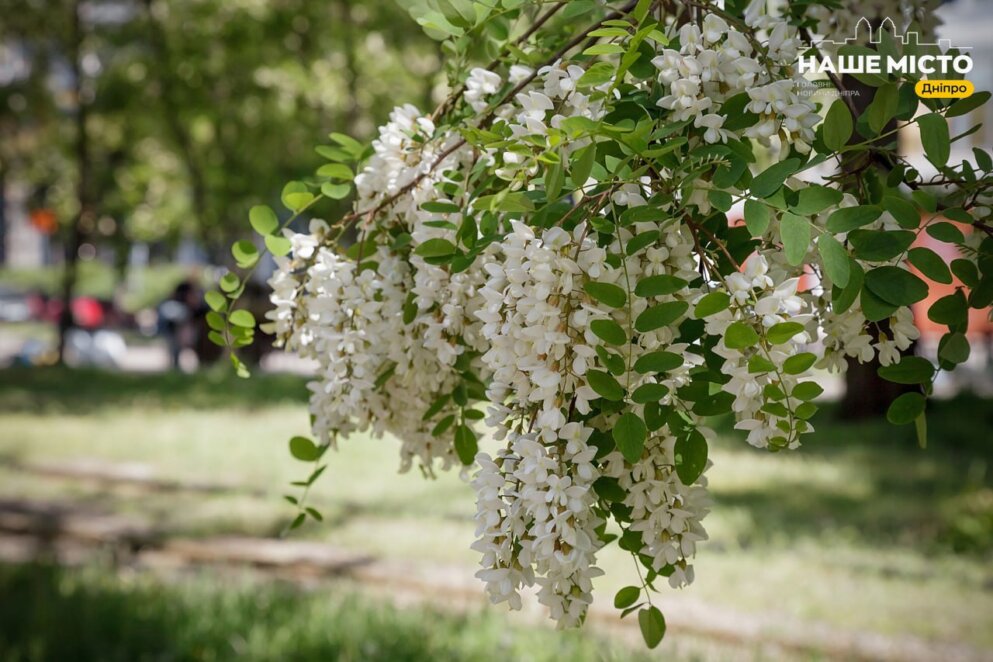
(0, 563, 656, 662)
(0, 366, 309, 413)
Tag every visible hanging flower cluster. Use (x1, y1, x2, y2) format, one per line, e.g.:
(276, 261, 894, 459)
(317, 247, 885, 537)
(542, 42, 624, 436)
(209, 0, 993, 648)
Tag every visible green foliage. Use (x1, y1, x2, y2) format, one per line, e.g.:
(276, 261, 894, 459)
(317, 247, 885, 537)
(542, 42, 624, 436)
(585, 282, 628, 308)
(822, 99, 853, 151)
(199, 0, 993, 645)
(614, 413, 647, 463)
(674, 430, 707, 485)
(637, 605, 666, 649)
(918, 113, 951, 167)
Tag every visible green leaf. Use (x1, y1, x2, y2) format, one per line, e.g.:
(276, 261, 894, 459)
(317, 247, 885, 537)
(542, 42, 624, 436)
(867, 82, 899, 134)
(849, 229, 914, 261)
(886, 392, 925, 425)
(938, 331, 970, 365)
(454, 424, 478, 465)
(791, 186, 843, 215)
(864, 266, 929, 306)
(825, 206, 882, 233)
(614, 586, 641, 609)
(597, 346, 626, 375)
(578, 61, 615, 87)
(951, 259, 979, 288)
(593, 476, 626, 502)
(724, 321, 759, 349)
(878, 356, 935, 384)
(918, 113, 950, 167)
(321, 182, 351, 200)
(591, 319, 628, 345)
(631, 383, 669, 403)
(587, 370, 624, 401)
(232, 240, 259, 268)
(694, 291, 731, 318)
(635, 301, 689, 333)
(926, 222, 965, 244)
(767, 322, 805, 344)
(748, 355, 776, 373)
(249, 205, 279, 235)
(817, 234, 850, 287)
(584, 282, 627, 308)
(316, 162, 354, 180)
(780, 212, 810, 266)
(860, 287, 898, 322)
(793, 382, 824, 401)
(328, 131, 365, 155)
(230, 353, 250, 379)
(832, 259, 863, 314)
(823, 99, 854, 151)
(571, 144, 596, 188)
(281, 181, 314, 211)
(634, 275, 687, 298)
(421, 201, 461, 214)
(315, 145, 350, 162)
(708, 189, 733, 212)
(638, 606, 666, 649)
(674, 430, 707, 485)
(751, 158, 801, 198)
(289, 436, 321, 462)
(219, 272, 240, 293)
(206, 311, 225, 331)
(633, 351, 683, 373)
(584, 43, 625, 55)
(626, 230, 660, 256)
(744, 199, 770, 236)
(946, 91, 991, 118)
(414, 238, 457, 258)
(907, 247, 952, 284)
(881, 195, 919, 229)
(265, 235, 292, 257)
(928, 291, 968, 328)
(229, 310, 255, 329)
(204, 291, 227, 312)
(613, 413, 647, 463)
(431, 414, 455, 437)
(783, 352, 816, 375)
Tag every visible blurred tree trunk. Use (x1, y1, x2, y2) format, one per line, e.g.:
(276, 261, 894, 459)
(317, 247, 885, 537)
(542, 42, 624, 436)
(143, 0, 210, 245)
(0, 160, 7, 265)
(57, 0, 91, 364)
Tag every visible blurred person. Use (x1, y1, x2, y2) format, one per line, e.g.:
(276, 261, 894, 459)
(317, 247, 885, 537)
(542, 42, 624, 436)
(158, 278, 203, 370)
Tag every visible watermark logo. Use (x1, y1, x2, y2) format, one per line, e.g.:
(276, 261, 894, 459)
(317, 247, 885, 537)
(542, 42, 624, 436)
(799, 17, 974, 98)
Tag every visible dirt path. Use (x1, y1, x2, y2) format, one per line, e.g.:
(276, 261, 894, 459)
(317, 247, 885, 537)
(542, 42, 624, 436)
(1, 460, 989, 662)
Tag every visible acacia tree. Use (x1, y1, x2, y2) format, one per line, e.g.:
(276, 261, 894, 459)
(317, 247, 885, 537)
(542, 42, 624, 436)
(210, 0, 992, 648)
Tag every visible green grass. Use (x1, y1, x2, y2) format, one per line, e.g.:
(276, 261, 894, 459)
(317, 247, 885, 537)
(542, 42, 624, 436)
(0, 262, 201, 312)
(0, 366, 309, 414)
(0, 563, 663, 662)
(1, 367, 992, 654)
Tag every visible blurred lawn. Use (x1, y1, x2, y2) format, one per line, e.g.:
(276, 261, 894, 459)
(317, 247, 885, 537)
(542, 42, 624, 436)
(0, 263, 203, 312)
(0, 367, 991, 657)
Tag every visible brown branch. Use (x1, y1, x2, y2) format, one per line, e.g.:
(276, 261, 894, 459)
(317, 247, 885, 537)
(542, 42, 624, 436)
(688, 219, 741, 269)
(431, 1, 569, 121)
(338, 0, 641, 231)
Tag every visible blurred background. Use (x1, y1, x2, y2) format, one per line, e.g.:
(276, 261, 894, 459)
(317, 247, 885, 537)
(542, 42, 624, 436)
(0, 0, 992, 660)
